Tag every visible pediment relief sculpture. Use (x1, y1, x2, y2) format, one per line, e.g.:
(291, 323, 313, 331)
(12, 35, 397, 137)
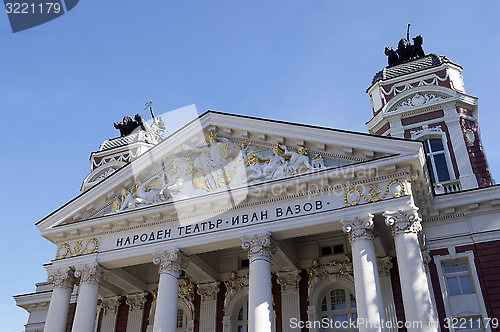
(105, 133, 324, 216)
(388, 92, 450, 113)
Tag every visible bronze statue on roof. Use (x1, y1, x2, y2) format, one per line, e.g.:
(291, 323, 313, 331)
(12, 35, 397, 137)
(385, 24, 426, 67)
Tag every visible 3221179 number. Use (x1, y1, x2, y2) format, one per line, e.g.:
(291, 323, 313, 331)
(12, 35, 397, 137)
(5, 3, 61, 14)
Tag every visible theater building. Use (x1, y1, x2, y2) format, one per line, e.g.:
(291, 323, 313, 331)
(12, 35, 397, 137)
(15, 48, 500, 332)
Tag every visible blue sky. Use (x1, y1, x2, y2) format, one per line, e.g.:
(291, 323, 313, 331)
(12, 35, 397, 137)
(1, 1, 500, 330)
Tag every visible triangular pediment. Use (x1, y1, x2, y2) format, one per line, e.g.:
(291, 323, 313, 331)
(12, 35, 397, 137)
(37, 111, 424, 237)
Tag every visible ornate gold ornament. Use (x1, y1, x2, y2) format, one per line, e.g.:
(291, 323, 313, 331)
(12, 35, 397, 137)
(272, 144, 291, 162)
(297, 146, 308, 155)
(246, 152, 270, 166)
(344, 179, 407, 207)
(312, 154, 322, 160)
(56, 238, 99, 260)
(218, 170, 236, 187)
(205, 131, 220, 143)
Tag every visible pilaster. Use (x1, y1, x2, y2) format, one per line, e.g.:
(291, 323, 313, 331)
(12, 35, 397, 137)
(126, 292, 148, 332)
(198, 282, 220, 332)
(100, 296, 122, 332)
(277, 270, 301, 332)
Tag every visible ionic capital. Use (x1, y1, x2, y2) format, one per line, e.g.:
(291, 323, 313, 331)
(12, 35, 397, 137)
(197, 282, 220, 302)
(126, 292, 148, 311)
(341, 214, 375, 242)
(383, 207, 422, 236)
(74, 263, 105, 285)
(241, 232, 274, 261)
(153, 248, 185, 276)
(101, 296, 122, 314)
(47, 267, 75, 290)
(277, 270, 302, 292)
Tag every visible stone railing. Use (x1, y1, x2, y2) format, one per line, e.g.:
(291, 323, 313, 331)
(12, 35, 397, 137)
(434, 179, 461, 194)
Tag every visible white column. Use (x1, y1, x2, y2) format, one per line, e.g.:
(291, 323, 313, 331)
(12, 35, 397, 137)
(100, 296, 122, 332)
(377, 257, 398, 332)
(342, 214, 387, 332)
(72, 263, 104, 332)
(277, 270, 301, 332)
(384, 207, 438, 332)
(45, 268, 75, 332)
(153, 249, 184, 332)
(242, 232, 274, 332)
(126, 292, 148, 332)
(197, 282, 220, 332)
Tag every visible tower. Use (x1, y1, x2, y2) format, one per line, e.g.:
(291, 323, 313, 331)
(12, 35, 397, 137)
(366, 41, 493, 193)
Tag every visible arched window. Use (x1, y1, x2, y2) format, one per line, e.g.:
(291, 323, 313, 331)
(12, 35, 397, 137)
(319, 288, 358, 332)
(424, 138, 451, 183)
(176, 307, 187, 331)
(235, 301, 249, 332)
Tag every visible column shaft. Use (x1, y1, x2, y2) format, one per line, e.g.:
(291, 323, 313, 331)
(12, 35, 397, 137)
(343, 215, 387, 332)
(384, 208, 437, 332)
(72, 264, 103, 332)
(153, 249, 184, 332)
(44, 268, 75, 332)
(242, 232, 274, 332)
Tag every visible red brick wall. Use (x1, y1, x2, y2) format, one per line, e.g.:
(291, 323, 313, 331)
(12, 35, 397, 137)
(375, 122, 390, 136)
(299, 269, 309, 332)
(390, 258, 407, 332)
(65, 302, 77, 332)
(272, 274, 282, 332)
(141, 293, 153, 332)
(194, 285, 201, 332)
(459, 116, 493, 187)
(115, 297, 129, 332)
(401, 110, 444, 126)
(216, 282, 226, 332)
(428, 248, 449, 331)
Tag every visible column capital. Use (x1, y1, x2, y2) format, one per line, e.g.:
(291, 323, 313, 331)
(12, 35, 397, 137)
(74, 263, 105, 285)
(197, 282, 220, 302)
(277, 270, 302, 292)
(341, 213, 375, 242)
(241, 232, 274, 261)
(47, 267, 75, 290)
(101, 295, 122, 314)
(383, 206, 422, 236)
(126, 292, 148, 311)
(377, 256, 393, 277)
(153, 248, 185, 276)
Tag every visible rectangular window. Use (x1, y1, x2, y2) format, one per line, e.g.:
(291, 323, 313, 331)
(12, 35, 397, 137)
(443, 262, 474, 296)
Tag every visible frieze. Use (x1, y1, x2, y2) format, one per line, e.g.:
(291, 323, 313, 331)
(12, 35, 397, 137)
(388, 93, 450, 113)
(52, 175, 411, 258)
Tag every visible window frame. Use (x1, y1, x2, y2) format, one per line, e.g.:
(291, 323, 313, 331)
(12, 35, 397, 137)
(434, 251, 491, 332)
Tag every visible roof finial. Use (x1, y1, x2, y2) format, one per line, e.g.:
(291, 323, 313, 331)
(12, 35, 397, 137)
(407, 23, 411, 42)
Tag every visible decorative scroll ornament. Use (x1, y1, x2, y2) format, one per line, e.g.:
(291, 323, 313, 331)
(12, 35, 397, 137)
(241, 232, 274, 261)
(342, 214, 375, 242)
(383, 207, 422, 236)
(306, 257, 354, 299)
(153, 249, 184, 275)
(344, 179, 407, 207)
(126, 292, 148, 310)
(276, 270, 302, 292)
(197, 282, 220, 302)
(74, 263, 104, 285)
(410, 124, 442, 140)
(56, 238, 99, 260)
(101, 296, 122, 314)
(47, 267, 75, 290)
(178, 279, 195, 318)
(223, 272, 249, 313)
(390, 93, 448, 112)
